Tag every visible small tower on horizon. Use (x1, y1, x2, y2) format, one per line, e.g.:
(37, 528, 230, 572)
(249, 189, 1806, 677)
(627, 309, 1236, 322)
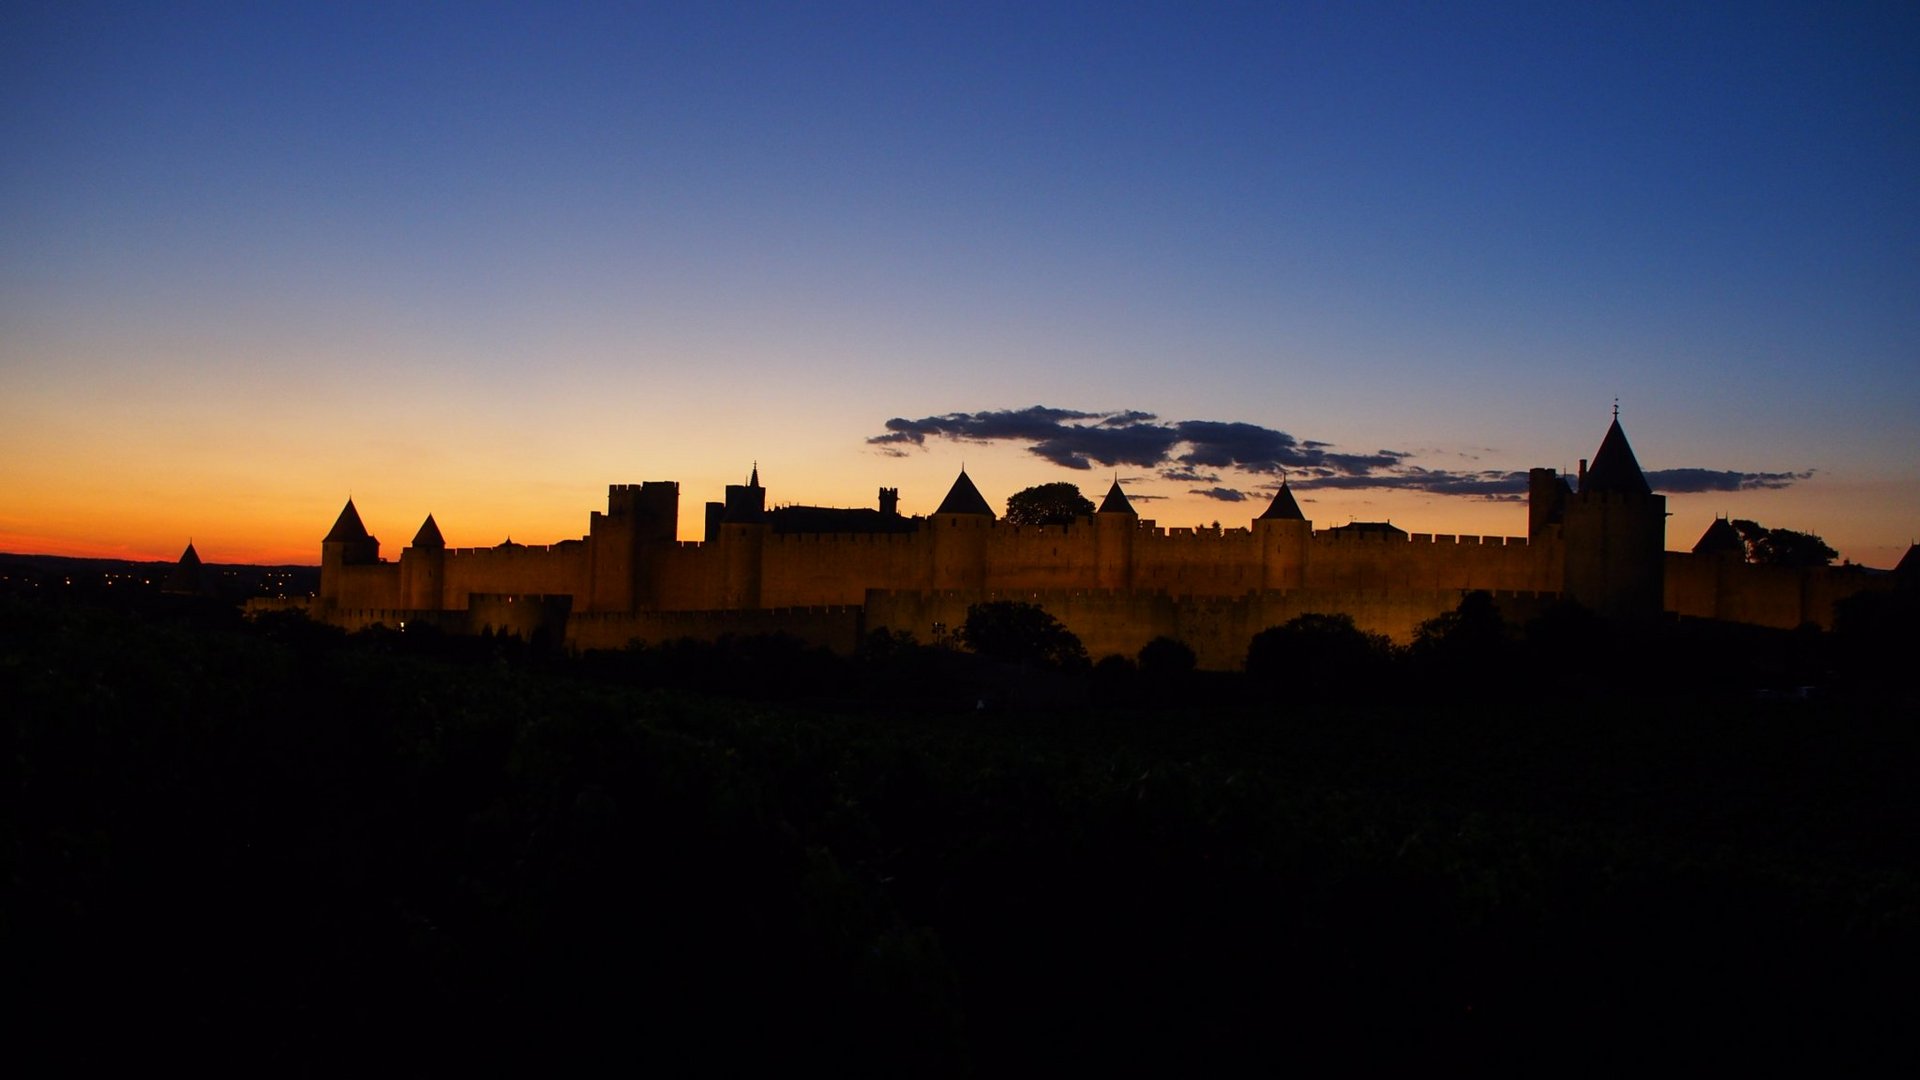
(162, 540, 209, 596)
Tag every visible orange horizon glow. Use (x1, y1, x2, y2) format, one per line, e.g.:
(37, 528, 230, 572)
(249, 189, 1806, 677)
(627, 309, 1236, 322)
(5, 464, 1912, 573)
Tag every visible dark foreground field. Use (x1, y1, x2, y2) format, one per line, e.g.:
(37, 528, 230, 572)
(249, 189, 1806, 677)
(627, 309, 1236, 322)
(5, 594, 1916, 1072)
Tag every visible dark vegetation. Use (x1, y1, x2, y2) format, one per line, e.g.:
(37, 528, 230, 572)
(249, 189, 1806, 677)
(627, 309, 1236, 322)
(1732, 518, 1840, 567)
(1003, 481, 1097, 527)
(6, 585, 1919, 1070)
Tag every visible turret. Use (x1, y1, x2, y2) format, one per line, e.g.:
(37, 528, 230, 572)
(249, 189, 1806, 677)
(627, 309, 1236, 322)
(1254, 478, 1310, 590)
(1562, 415, 1666, 621)
(589, 481, 680, 611)
(320, 499, 379, 604)
(1692, 517, 1743, 561)
(1094, 479, 1137, 589)
(717, 465, 767, 608)
(162, 541, 207, 597)
(1528, 468, 1571, 541)
(400, 514, 447, 609)
(928, 469, 994, 590)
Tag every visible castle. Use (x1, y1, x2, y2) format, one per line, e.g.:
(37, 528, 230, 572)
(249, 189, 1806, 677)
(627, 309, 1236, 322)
(279, 418, 1902, 669)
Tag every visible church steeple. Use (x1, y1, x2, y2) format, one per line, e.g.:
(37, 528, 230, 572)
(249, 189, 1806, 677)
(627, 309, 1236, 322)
(934, 469, 995, 517)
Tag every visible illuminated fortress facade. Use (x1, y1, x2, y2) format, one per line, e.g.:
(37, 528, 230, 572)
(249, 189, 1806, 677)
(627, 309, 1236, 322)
(288, 419, 1897, 668)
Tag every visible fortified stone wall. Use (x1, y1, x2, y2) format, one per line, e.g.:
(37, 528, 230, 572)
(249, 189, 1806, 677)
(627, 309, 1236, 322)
(332, 562, 401, 609)
(865, 586, 1560, 671)
(1131, 527, 1265, 593)
(439, 544, 590, 610)
(757, 530, 928, 607)
(567, 605, 865, 654)
(1303, 531, 1557, 593)
(1665, 553, 1891, 629)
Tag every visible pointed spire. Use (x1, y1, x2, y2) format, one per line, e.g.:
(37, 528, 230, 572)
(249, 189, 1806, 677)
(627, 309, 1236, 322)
(1692, 516, 1743, 556)
(1895, 543, 1919, 577)
(1257, 479, 1306, 521)
(1097, 479, 1137, 516)
(412, 514, 445, 549)
(934, 469, 995, 517)
(749, 462, 760, 488)
(1581, 417, 1651, 496)
(163, 540, 207, 595)
(324, 499, 372, 543)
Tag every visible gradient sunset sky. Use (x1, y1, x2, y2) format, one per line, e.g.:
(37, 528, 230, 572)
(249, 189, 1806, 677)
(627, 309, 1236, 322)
(4, 2, 1915, 566)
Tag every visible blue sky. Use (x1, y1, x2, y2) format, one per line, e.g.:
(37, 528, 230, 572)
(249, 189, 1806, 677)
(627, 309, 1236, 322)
(3, 2, 1915, 563)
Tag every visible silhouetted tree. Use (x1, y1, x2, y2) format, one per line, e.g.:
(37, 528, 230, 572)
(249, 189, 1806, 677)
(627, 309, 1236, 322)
(1137, 636, 1197, 678)
(958, 600, 1089, 670)
(1244, 612, 1394, 699)
(1004, 482, 1096, 527)
(1731, 519, 1838, 567)
(1090, 653, 1139, 706)
(1410, 591, 1513, 693)
(1413, 591, 1508, 656)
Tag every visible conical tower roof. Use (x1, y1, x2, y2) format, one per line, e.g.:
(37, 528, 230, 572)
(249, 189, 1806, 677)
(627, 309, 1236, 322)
(1692, 516, 1743, 556)
(412, 514, 445, 549)
(1257, 481, 1305, 521)
(1895, 543, 1919, 577)
(163, 541, 206, 595)
(324, 499, 372, 543)
(1582, 419, 1651, 496)
(1097, 479, 1136, 516)
(934, 470, 995, 517)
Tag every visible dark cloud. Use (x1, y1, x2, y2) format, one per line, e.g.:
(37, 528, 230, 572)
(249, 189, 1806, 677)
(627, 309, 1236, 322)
(1295, 469, 1530, 497)
(1646, 468, 1813, 493)
(869, 407, 1812, 501)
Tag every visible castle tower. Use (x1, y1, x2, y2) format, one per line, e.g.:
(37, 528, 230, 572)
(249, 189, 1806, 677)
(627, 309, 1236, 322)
(400, 514, 447, 610)
(928, 469, 994, 591)
(717, 465, 767, 608)
(588, 481, 679, 612)
(320, 499, 379, 605)
(1692, 517, 1743, 560)
(1527, 468, 1571, 541)
(1254, 479, 1310, 591)
(1094, 479, 1137, 590)
(162, 541, 207, 597)
(1563, 416, 1666, 621)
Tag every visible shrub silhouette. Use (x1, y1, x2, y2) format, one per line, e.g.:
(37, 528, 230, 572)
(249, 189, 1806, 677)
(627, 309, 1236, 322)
(958, 600, 1089, 670)
(1137, 636, 1197, 678)
(1245, 612, 1394, 700)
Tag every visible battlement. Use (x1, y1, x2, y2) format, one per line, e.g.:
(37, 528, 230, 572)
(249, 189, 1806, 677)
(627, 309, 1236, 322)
(1402, 533, 1531, 547)
(766, 530, 919, 547)
(445, 541, 582, 556)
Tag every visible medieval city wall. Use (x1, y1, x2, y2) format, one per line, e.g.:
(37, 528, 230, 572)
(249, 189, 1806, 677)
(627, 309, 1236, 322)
(757, 531, 928, 606)
(1131, 527, 1267, 593)
(439, 543, 590, 609)
(567, 605, 865, 654)
(332, 561, 401, 609)
(864, 586, 1559, 670)
(1304, 531, 1558, 593)
(1665, 553, 1890, 630)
